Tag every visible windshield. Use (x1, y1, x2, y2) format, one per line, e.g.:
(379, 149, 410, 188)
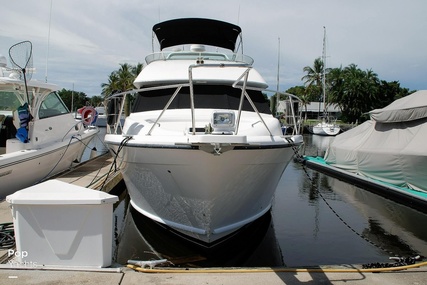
(38, 92, 70, 119)
(0, 91, 22, 112)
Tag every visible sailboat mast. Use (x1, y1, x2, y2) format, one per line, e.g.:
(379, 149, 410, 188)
(276, 37, 280, 116)
(322, 26, 327, 115)
(45, 0, 53, 83)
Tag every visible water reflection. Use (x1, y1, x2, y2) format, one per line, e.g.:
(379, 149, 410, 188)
(111, 134, 427, 267)
(331, 179, 427, 257)
(305, 134, 335, 157)
(115, 206, 284, 267)
(363, 219, 418, 257)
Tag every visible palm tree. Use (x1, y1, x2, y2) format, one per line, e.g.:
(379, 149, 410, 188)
(301, 57, 324, 103)
(101, 72, 120, 96)
(101, 63, 143, 96)
(327, 66, 344, 110)
(330, 64, 379, 123)
(132, 63, 143, 78)
(101, 63, 143, 116)
(286, 86, 309, 122)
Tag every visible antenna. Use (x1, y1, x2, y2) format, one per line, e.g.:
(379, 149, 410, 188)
(322, 26, 327, 114)
(45, 0, 53, 83)
(276, 37, 280, 116)
(237, 5, 240, 25)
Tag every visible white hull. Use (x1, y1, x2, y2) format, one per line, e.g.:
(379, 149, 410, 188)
(1, 58, 99, 197)
(0, 131, 96, 197)
(312, 122, 341, 136)
(94, 106, 107, 127)
(108, 138, 296, 243)
(104, 18, 304, 244)
(105, 108, 303, 244)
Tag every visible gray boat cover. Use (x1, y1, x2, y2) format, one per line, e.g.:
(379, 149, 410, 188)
(324, 90, 427, 192)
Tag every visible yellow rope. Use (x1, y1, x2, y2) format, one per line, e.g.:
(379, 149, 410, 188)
(127, 260, 427, 274)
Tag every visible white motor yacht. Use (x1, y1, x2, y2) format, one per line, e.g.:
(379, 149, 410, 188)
(104, 18, 303, 244)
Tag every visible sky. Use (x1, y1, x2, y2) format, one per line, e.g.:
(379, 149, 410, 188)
(1, 0, 426, 97)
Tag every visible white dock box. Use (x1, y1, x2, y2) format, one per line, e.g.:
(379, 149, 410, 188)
(6, 180, 118, 268)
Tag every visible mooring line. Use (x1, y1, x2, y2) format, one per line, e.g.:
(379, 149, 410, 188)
(285, 137, 424, 268)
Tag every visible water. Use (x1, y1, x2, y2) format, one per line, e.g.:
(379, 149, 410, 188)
(109, 133, 427, 268)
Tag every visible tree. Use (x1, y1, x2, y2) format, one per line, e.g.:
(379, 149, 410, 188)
(101, 72, 120, 96)
(57, 89, 89, 112)
(286, 86, 309, 121)
(101, 63, 143, 115)
(132, 63, 143, 79)
(301, 57, 326, 103)
(101, 63, 143, 96)
(286, 86, 306, 97)
(90, 95, 104, 107)
(328, 64, 379, 123)
(298, 57, 415, 123)
(377, 80, 410, 107)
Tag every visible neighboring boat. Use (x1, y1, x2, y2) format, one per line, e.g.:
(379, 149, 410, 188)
(104, 18, 303, 245)
(312, 27, 340, 136)
(95, 105, 107, 127)
(321, 90, 427, 197)
(0, 46, 98, 198)
(312, 115, 341, 136)
(103, 97, 126, 132)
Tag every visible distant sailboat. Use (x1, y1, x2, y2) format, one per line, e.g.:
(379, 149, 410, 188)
(312, 27, 341, 136)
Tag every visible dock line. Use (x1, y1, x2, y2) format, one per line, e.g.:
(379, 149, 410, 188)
(0, 264, 122, 273)
(127, 261, 427, 274)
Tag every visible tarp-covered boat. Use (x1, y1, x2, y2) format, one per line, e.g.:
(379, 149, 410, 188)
(324, 90, 427, 192)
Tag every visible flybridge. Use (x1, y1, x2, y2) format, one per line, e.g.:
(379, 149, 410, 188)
(144, 49, 254, 66)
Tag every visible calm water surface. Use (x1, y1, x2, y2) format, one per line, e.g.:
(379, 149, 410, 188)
(102, 132, 427, 267)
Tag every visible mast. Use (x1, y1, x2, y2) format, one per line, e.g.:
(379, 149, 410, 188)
(322, 26, 327, 115)
(45, 0, 53, 83)
(276, 37, 280, 116)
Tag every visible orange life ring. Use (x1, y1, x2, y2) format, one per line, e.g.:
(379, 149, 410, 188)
(79, 106, 97, 125)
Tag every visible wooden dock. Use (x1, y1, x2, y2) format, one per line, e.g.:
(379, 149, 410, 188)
(0, 152, 124, 263)
(55, 152, 123, 193)
(0, 152, 123, 226)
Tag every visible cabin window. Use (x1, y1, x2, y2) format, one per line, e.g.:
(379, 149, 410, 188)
(132, 85, 271, 114)
(39, 92, 69, 119)
(0, 91, 22, 112)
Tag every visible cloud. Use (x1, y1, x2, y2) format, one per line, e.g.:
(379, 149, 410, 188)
(1, 0, 426, 96)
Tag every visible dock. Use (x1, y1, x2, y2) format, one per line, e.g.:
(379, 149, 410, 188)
(55, 152, 123, 193)
(304, 156, 427, 213)
(0, 262, 426, 284)
(0, 154, 427, 284)
(0, 152, 123, 264)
